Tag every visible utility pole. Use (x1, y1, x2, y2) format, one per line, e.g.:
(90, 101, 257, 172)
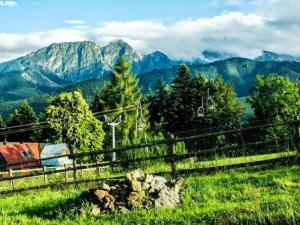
(104, 115, 122, 161)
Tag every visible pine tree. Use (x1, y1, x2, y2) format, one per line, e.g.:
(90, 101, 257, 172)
(92, 57, 148, 161)
(7, 101, 38, 142)
(207, 75, 243, 127)
(147, 78, 170, 129)
(41, 91, 105, 162)
(164, 65, 197, 133)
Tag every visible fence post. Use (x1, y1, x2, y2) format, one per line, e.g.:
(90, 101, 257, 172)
(96, 161, 100, 176)
(64, 164, 68, 182)
(296, 116, 300, 153)
(43, 166, 47, 184)
(168, 134, 177, 177)
(81, 162, 84, 178)
(72, 153, 77, 188)
(9, 168, 15, 190)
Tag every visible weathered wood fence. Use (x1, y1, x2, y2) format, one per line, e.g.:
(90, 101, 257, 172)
(0, 119, 298, 194)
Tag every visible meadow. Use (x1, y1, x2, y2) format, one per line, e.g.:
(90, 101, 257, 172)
(0, 163, 299, 225)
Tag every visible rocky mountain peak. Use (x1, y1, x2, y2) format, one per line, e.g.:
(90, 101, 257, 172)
(255, 50, 300, 62)
(101, 40, 142, 69)
(202, 50, 236, 62)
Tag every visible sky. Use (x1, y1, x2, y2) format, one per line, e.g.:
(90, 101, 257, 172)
(0, 0, 299, 62)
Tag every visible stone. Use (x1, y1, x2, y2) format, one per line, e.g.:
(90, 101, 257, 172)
(149, 176, 167, 193)
(91, 204, 101, 216)
(159, 186, 171, 197)
(144, 174, 154, 183)
(94, 190, 109, 201)
(173, 177, 185, 193)
(155, 193, 173, 208)
(126, 169, 145, 181)
(131, 180, 142, 192)
(145, 196, 154, 209)
(119, 206, 130, 214)
(154, 199, 163, 208)
(141, 182, 151, 191)
(128, 192, 139, 208)
(74, 170, 183, 214)
(108, 201, 115, 211)
(138, 190, 146, 201)
(102, 183, 111, 191)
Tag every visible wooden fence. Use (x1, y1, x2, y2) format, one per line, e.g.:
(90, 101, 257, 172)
(0, 119, 298, 194)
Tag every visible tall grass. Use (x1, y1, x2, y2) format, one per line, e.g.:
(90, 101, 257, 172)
(0, 164, 300, 224)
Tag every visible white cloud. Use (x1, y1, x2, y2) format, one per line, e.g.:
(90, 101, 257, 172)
(209, 0, 243, 7)
(253, 0, 300, 26)
(0, 29, 87, 62)
(0, 0, 17, 7)
(0, 0, 300, 63)
(64, 19, 87, 26)
(225, 0, 243, 6)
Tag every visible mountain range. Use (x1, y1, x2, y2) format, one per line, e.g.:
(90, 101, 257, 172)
(0, 39, 299, 106)
(0, 40, 179, 102)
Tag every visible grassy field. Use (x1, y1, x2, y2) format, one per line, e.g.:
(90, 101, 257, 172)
(0, 163, 300, 225)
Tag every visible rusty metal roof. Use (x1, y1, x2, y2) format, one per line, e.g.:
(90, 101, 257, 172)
(0, 143, 41, 169)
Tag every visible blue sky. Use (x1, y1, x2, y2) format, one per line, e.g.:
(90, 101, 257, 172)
(0, 0, 252, 33)
(0, 0, 299, 62)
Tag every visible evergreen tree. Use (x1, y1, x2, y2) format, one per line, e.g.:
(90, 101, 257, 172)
(207, 75, 243, 127)
(41, 91, 105, 161)
(147, 79, 170, 130)
(92, 57, 148, 162)
(164, 65, 197, 133)
(7, 101, 38, 142)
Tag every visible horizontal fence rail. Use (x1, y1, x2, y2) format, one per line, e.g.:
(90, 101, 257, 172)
(0, 119, 298, 194)
(0, 119, 299, 170)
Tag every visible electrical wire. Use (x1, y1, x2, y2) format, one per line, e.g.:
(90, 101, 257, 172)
(0, 104, 140, 137)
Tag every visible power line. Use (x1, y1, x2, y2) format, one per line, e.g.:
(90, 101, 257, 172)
(0, 104, 139, 137)
(0, 121, 48, 131)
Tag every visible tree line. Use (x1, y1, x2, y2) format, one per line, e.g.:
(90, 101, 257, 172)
(0, 58, 299, 162)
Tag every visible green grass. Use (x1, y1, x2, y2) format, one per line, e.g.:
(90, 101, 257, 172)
(0, 164, 300, 224)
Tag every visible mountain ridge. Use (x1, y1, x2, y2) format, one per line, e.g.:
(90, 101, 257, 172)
(0, 40, 300, 103)
(0, 40, 182, 102)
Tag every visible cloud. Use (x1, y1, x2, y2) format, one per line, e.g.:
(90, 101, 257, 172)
(0, 0, 17, 7)
(0, 1, 300, 62)
(209, 0, 244, 7)
(225, 0, 243, 6)
(64, 19, 87, 26)
(0, 29, 87, 62)
(253, 0, 300, 27)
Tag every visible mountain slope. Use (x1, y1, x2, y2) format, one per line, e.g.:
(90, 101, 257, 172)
(138, 58, 300, 96)
(133, 51, 177, 74)
(255, 51, 300, 62)
(0, 40, 179, 102)
(201, 50, 237, 62)
(1, 40, 300, 104)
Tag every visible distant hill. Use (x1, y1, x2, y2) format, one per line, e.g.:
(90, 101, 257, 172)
(138, 58, 300, 96)
(0, 79, 105, 119)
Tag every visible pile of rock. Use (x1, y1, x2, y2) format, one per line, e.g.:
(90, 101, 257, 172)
(77, 169, 184, 215)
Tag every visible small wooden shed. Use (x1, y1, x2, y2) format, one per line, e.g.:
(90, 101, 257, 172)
(40, 143, 73, 167)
